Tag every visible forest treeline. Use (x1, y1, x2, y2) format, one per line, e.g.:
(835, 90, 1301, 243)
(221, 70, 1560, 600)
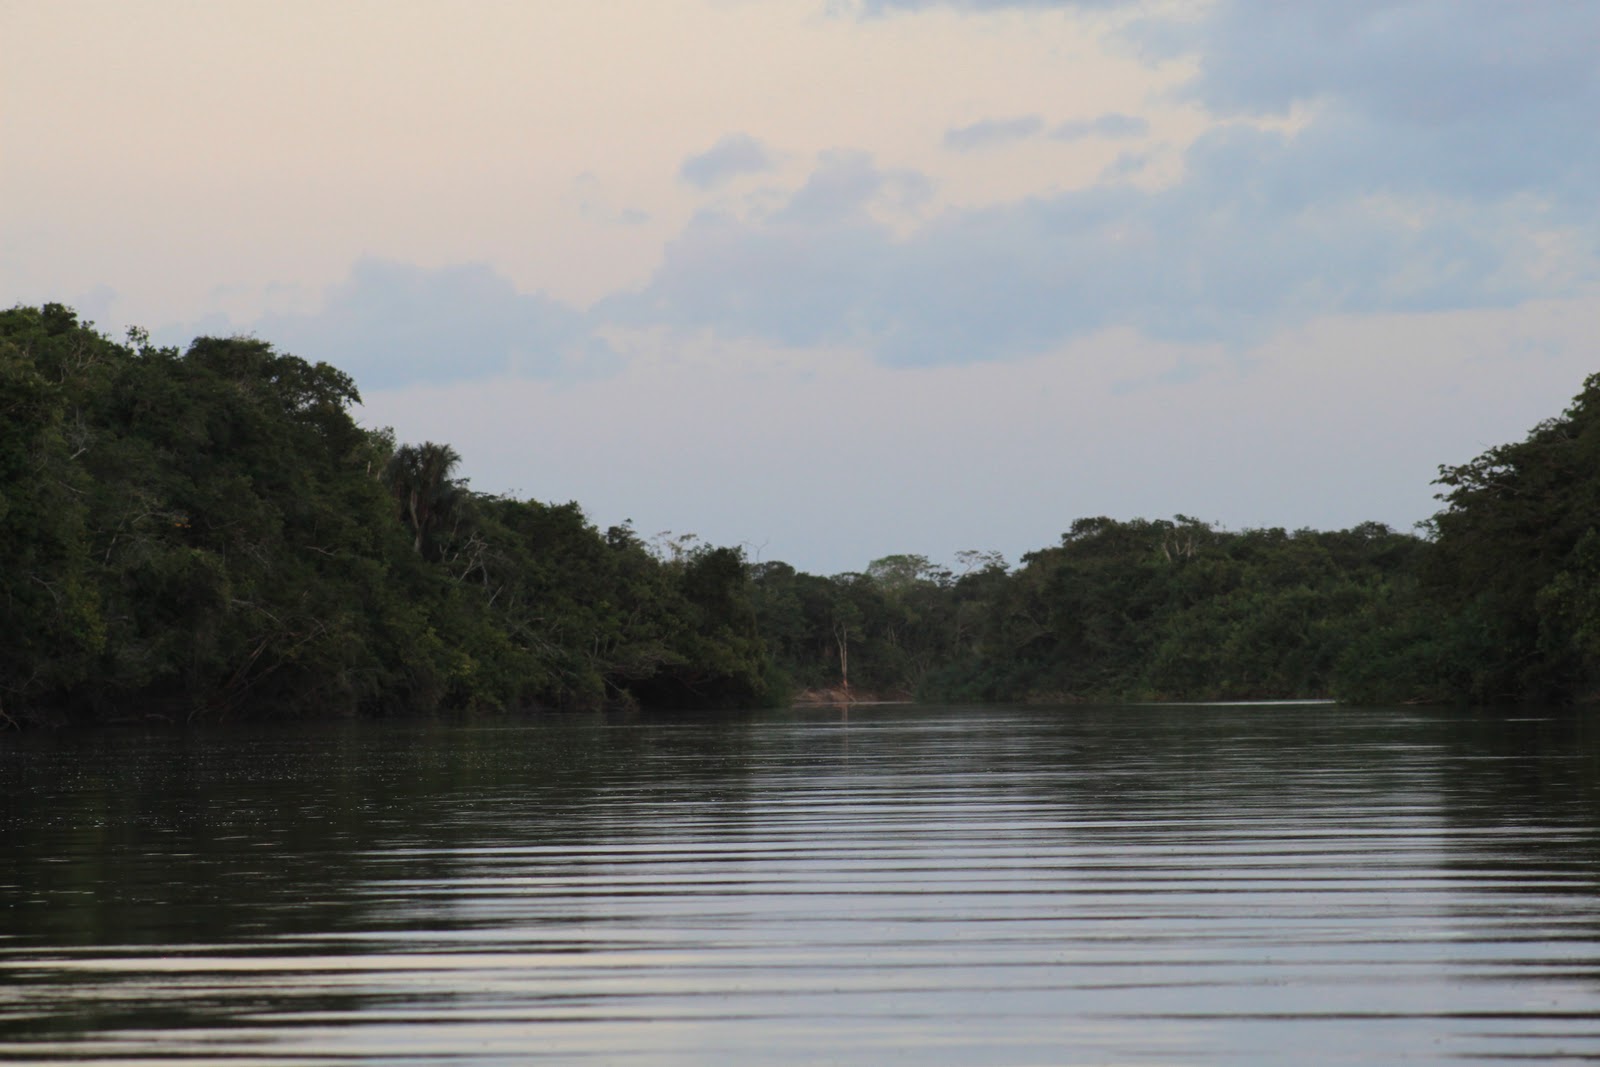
(3, 303, 1599, 726)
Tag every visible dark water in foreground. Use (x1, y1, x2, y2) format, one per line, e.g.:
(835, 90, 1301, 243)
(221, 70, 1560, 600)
(5, 704, 1600, 1065)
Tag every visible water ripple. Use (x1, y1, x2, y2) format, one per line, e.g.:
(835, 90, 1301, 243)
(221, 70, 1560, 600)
(4, 706, 1600, 1064)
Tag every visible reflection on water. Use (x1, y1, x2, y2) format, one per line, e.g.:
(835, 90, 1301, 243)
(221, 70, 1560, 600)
(4, 706, 1600, 1064)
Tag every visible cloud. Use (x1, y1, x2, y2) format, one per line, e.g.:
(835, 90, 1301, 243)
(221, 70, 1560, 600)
(1148, 1, 1600, 124)
(1133, 0, 1600, 209)
(596, 2, 1600, 368)
(1051, 112, 1148, 140)
(777, 150, 892, 224)
(71, 3, 1600, 400)
(605, 119, 1566, 368)
(679, 133, 777, 189)
(160, 259, 612, 391)
(944, 115, 1045, 152)
(850, 2, 1600, 213)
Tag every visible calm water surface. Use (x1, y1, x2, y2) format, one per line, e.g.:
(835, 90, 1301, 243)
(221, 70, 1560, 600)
(5, 704, 1600, 1064)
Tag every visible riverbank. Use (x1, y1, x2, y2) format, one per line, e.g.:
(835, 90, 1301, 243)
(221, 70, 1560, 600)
(792, 687, 914, 706)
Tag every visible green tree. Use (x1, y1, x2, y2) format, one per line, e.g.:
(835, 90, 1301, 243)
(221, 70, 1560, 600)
(1411, 372, 1600, 702)
(0, 306, 107, 722)
(385, 441, 464, 560)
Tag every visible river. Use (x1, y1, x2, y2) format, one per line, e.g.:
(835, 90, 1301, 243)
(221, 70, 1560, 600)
(4, 704, 1600, 1064)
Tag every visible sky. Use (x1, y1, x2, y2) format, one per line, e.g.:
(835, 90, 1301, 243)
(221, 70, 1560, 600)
(5, 0, 1599, 574)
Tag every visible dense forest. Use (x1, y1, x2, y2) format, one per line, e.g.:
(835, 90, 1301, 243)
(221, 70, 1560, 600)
(3, 303, 1598, 726)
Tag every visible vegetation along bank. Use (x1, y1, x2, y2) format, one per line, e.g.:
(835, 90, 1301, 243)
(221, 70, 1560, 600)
(4, 303, 1598, 726)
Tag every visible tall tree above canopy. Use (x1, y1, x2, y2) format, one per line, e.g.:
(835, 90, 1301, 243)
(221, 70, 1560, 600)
(385, 441, 463, 560)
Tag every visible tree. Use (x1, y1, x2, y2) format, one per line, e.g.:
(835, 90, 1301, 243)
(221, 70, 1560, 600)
(0, 306, 107, 721)
(385, 441, 463, 560)
(1418, 372, 1600, 702)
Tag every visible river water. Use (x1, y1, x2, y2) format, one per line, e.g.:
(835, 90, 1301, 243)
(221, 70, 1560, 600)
(4, 704, 1600, 1065)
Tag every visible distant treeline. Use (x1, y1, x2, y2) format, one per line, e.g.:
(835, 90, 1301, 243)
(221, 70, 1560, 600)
(3, 304, 1598, 726)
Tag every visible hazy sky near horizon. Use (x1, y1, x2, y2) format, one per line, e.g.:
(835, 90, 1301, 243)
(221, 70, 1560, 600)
(5, 0, 1599, 573)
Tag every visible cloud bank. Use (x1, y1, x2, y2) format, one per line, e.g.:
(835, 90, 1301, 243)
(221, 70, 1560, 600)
(128, 2, 1600, 388)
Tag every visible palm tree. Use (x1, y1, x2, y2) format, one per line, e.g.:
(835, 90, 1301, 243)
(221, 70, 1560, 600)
(384, 441, 462, 559)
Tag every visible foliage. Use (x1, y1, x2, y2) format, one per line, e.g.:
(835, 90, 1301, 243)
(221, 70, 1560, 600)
(1388, 373, 1600, 704)
(4, 302, 1596, 725)
(752, 374, 1600, 709)
(385, 441, 464, 560)
(0, 306, 779, 725)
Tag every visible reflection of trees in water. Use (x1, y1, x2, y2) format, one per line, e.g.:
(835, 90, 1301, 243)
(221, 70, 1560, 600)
(0, 715, 766, 1047)
(953, 707, 1600, 883)
(1, 716, 767, 946)
(1434, 710, 1600, 893)
(1418, 710, 1600, 1011)
(914, 705, 1447, 822)
(13, 707, 1600, 1053)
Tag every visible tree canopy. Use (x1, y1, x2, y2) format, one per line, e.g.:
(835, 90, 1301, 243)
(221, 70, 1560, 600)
(2, 303, 1596, 726)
